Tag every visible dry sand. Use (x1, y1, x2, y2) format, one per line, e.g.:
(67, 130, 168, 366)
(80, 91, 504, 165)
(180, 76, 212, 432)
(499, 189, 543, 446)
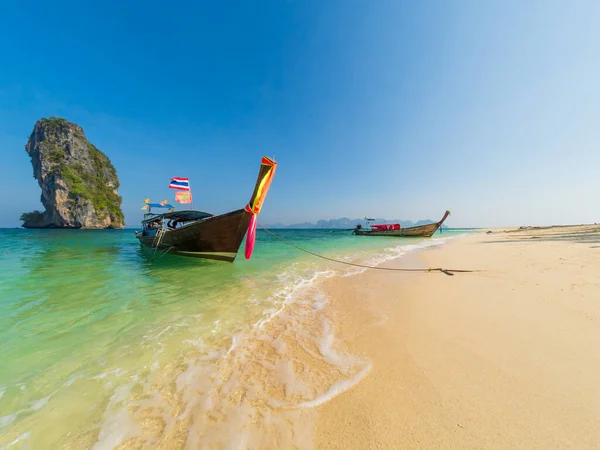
(316, 225, 600, 449)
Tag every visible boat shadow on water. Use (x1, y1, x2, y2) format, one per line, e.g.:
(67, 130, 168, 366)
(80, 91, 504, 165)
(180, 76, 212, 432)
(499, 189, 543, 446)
(136, 246, 227, 269)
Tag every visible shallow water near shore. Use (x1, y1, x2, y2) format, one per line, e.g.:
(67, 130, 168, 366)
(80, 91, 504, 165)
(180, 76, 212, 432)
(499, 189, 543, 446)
(0, 227, 466, 448)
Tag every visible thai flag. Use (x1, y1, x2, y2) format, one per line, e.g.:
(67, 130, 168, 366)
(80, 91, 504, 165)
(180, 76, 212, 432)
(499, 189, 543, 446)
(169, 177, 190, 191)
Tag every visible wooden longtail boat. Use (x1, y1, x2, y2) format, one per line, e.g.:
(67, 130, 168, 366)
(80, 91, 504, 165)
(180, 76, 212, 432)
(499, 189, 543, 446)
(353, 210, 450, 238)
(135, 157, 276, 262)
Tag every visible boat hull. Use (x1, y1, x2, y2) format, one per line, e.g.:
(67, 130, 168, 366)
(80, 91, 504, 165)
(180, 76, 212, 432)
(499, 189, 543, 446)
(136, 209, 251, 262)
(354, 210, 450, 238)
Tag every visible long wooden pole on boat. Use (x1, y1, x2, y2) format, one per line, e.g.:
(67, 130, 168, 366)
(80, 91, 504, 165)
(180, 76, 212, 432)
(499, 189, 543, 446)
(190, 178, 194, 210)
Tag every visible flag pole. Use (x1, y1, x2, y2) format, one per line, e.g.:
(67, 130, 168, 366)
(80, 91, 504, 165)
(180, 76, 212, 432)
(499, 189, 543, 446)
(189, 179, 193, 210)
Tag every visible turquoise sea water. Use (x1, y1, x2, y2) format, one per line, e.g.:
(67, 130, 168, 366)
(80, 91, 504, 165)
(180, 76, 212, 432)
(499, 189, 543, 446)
(0, 227, 468, 448)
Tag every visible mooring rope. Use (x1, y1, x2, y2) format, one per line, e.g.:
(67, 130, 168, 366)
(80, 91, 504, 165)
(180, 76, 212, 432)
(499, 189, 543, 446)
(259, 225, 479, 276)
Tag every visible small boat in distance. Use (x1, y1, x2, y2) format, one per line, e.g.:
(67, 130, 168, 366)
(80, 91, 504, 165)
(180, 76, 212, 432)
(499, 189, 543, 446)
(136, 156, 276, 262)
(353, 210, 450, 238)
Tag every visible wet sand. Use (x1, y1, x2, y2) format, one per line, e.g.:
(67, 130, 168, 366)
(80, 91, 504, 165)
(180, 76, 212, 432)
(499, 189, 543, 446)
(316, 225, 600, 449)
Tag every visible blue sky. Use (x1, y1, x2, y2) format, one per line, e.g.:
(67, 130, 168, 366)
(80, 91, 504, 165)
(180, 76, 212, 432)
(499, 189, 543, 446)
(1, 0, 599, 228)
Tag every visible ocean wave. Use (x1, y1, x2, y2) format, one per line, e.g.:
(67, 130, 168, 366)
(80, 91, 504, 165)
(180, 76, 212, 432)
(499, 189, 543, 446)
(90, 259, 373, 448)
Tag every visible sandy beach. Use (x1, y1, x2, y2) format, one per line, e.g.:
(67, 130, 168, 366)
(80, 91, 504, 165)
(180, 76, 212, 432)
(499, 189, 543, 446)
(316, 225, 600, 449)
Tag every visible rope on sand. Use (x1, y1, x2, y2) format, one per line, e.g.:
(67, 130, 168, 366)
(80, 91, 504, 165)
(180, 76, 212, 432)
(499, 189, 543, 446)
(259, 225, 480, 276)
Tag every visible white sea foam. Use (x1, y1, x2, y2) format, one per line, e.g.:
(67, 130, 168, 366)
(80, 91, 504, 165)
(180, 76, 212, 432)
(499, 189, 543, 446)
(0, 413, 16, 429)
(146, 324, 171, 340)
(0, 389, 60, 429)
(293, 362, 372, 408)
(30, 393, 52, 412)
(1, 431, 31, 449)
(253, 268, 336, 329)
(226, 332, 240, 356)
(183, 336, 206, 350)
(145, 268, 364, 445)
(317, 320, 347, 368)
(92, 368, 125, 380)
(92, 379, 141, 450)
(312, 291, 328, 310)
(336, 235, 459, 277)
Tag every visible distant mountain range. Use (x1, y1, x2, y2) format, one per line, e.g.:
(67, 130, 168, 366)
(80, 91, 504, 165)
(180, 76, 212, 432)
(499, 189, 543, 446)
(263, 217, 445, 229)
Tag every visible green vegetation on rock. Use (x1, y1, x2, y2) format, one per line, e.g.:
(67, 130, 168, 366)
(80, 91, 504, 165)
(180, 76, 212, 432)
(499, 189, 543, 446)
(59, 151, 124, 222)
(39, 116, 70, 131)
(19, 210, 45, 225)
